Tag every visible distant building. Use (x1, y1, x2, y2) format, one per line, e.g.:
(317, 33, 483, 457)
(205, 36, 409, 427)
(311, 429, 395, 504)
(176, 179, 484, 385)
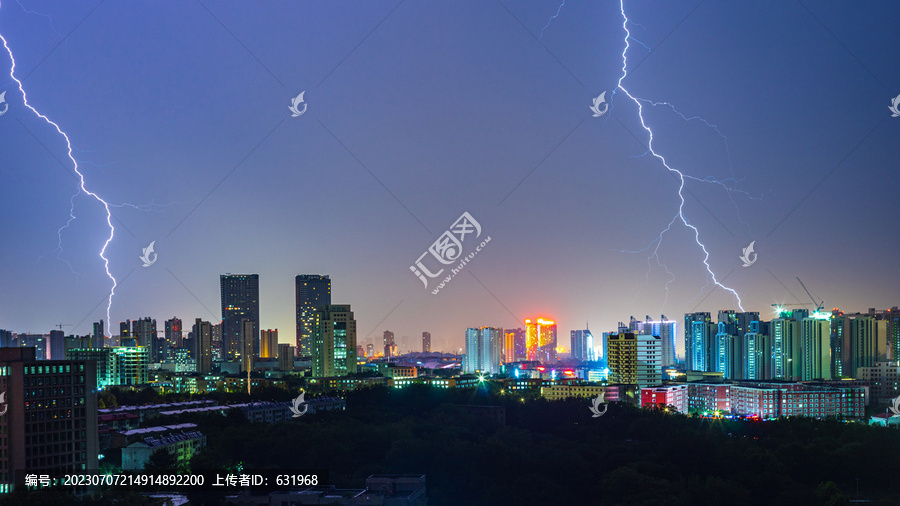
(260, 329, 278, 359)
(684, 312, 713, 372)
(164, 317, 183, 352)
(570, 324, 595, 362)
(383, 330, 396, 358)
(366, 343, 374, 358)
(857, 361, 900, 405)
(295, 274, 331, 357)
(464, 327, 502, 374)
(16, 334, 47, 360)
(241, 319, 254, 373)
(0, 347, 99, 491)
(525, 318, 557, 363)
(221, 273, 260, 362)
(422, 332, 431, 353)
(193, 319, 213, 374)
(48, 330, 65, 360)
(630, 316, 677, 367)
(801, 316, 831, 380)
(312, 305, 357, 377)
(277, 343, 294, 371)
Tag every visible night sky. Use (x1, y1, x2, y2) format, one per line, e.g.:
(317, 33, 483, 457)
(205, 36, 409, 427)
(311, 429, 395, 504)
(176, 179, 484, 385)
(1, 1, 898, 357)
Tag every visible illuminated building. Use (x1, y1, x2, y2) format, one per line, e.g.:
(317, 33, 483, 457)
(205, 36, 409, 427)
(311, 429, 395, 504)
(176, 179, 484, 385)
(221, 273, 260, 361)
(0, 347, 98, 492)
(464, 327, 502, 374)
(770, 317, 801, 380)
(630, 316, 677, 367)
(607, 333, 662, 388)
(122, 430, 205, 470)
(422, 332, 431, 353)
(211, 322, 222, 362)
(131, 318, 159, 360)
(504, 328, 526, 363)
(742, 322, 771, 380)
(688, 383, 731, 413)
(66, 346, 149, 388)
(15, 334, 47, 360)
(540, 384, 617, 402)
(525, 318, 557, 363)
(366, 343, 374, 358)
(684, 312, 714, 372)
(832, 311, 888, 378)
(164, 317, 183, 351)
(641, 384, 688, 413)
(312, 305, 358, 377)
(801, 316, 831, 380)
(295, 274, 331, 357)
(260, 329, 278, 358)
(570, 323, 595, 362)
(193, 318, 213, 374)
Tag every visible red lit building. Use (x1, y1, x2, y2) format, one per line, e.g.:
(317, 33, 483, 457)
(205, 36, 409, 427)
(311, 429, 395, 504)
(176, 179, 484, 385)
(641, 384, 688, 413)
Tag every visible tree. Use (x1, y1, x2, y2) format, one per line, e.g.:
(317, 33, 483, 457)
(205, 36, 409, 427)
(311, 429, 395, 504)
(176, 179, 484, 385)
(144, 447, 177, 472)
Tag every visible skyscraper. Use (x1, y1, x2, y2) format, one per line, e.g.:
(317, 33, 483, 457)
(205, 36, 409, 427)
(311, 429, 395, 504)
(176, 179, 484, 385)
(801, 315, 831, 380)
(260, 329, 279, 358)
(93, 319, 105, 340)
(131, 317, 161, 361)
(193, 318, 213, 374)
(312, 305, 357, 377)
(570, 324, 595, 362)
(684, 312, 714, 372)
(464, 327, 503, 374)
(221, 274, 260, 361)
(277, 343, 294, 371)
(771, 317, 801, 380)
(48, 330, 65, 360)
(422, 332, 431, 353)
(525, 318, 557, 363)
(295, 275, 331, 358)
(165, 317, 183, 350)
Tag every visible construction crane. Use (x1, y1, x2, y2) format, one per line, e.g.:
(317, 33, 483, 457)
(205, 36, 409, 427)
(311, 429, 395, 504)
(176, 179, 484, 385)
(55, 323, 72, 331)
(796, 277, 824, 313)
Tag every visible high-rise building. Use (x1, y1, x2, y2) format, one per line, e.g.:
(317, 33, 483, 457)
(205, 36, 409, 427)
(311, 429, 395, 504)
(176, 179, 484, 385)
(119, 321, 130, 341)
(832, 311, 887, 378)
(503, 328, 526, 362)
(464, 327, 502, 374)
(684, 312, 714, 372)
(212, 322, 223, 362)
(92, 320, 105, 340)
(260, 329, 279, 359)
(241, 319, 254, 373)
(131, 317, 157, 354)
(630, 316, 677, 367)
(801, 315, 831, 380)
(295, 275, 331, 358)
(525, 318, 557, 363)
(366, 343, 374, 358)
(422, 332, 431, 353)
(383, 330, 396, 358)
(0, 330, 12, 348)
(277, 343, 294, 371)
(607, 332, 662, 388)
(221, 274, 260, 361)
(743, 321, 770, 380)
(66, 346, 149, 388)
(0, 347, 98, 491)
(771, 317, 801, 380)
(193, 318, 213, 374)
(48, 330, 65, 360)
(312, 305, 357, 377)
(165, 317, 183, 351)
(570, 324, 596, 362)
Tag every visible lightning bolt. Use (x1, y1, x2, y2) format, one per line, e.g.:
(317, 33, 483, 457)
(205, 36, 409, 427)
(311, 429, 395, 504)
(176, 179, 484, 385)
(539, 0, 566, 40)
(2, 32, 117, 334)
(613, 0, 744, 311)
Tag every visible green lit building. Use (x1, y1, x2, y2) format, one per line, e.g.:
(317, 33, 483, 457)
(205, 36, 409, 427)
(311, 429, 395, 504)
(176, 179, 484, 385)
(312, 305, 357, 377)
(66, 346, 149, 388)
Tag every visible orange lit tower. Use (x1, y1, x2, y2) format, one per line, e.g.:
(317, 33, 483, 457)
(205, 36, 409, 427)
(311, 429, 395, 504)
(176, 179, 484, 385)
(525, 318, 558, 363)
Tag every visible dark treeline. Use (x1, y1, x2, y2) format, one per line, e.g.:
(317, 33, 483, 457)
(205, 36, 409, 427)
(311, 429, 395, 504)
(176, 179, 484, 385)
(176, 384, 900, 505)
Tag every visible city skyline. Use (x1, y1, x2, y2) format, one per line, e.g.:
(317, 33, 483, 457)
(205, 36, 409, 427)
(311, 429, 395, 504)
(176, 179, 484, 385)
(1, 2, 898, 358)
